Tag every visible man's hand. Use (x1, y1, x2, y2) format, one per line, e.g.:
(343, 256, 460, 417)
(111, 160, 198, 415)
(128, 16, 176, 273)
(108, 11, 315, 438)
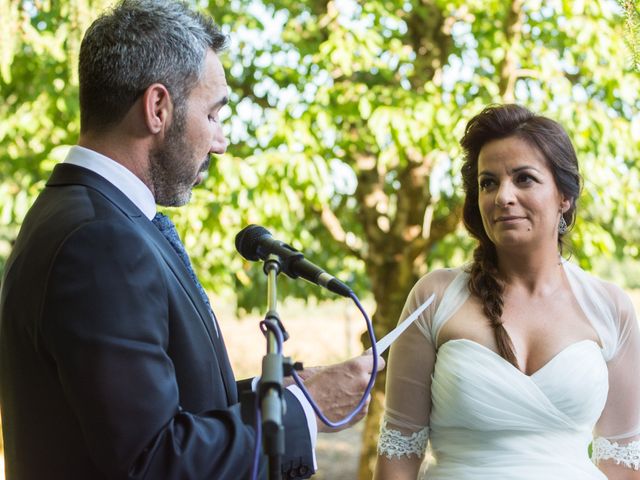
(301, 352, 385, 433)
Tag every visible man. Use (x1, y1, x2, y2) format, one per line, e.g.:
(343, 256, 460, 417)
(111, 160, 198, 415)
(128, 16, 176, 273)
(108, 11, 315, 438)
(0, 1, 383, 479)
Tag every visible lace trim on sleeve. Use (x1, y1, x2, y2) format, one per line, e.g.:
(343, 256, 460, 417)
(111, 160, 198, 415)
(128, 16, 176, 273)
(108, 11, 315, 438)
(377, 419, 429, 459)
(592, 437, 640, 470)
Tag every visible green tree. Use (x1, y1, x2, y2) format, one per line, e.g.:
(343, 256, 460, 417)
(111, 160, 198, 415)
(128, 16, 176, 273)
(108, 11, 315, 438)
(2, 0, 640, 478)
(0, 0, 111, 271)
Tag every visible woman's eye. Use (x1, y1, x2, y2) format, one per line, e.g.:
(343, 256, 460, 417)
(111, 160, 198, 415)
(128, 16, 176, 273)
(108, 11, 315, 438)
(517, 174, 535, 184)
(479, 178, 494, 190)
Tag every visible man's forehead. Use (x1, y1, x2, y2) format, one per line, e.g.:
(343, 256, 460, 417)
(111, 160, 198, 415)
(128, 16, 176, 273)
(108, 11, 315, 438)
(201, 50, 229, 94)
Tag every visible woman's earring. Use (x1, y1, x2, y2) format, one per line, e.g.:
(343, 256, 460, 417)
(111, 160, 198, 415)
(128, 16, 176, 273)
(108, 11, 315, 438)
(558, 215, 568, 235)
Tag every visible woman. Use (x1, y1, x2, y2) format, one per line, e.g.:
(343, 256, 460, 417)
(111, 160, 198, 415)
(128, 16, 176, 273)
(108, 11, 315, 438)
(374, 104, 640, 479)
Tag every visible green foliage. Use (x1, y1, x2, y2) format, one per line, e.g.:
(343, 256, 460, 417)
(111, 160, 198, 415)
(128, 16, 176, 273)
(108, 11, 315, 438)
(618, 0, 640, 69)
(1, 0, 640, 308)
(0, 0, 109, 271)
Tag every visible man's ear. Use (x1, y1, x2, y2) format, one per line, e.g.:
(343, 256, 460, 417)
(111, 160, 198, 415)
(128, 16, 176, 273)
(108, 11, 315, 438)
(142, 83, 172, 135)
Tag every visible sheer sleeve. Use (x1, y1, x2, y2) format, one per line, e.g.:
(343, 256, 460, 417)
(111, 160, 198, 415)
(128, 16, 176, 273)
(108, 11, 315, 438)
(378, 269, 459, 460)
(591, 282, 640, 470)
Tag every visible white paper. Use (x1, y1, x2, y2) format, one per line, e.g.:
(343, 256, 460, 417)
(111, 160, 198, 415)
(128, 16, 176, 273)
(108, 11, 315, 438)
(373, 293, 436, 355)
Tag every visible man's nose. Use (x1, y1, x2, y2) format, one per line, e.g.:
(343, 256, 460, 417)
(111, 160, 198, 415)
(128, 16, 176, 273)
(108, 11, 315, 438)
(210, 129, 227, 155)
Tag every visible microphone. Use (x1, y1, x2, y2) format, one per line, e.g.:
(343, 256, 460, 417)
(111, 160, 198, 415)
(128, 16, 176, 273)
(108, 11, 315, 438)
(235, 225, 353, 298)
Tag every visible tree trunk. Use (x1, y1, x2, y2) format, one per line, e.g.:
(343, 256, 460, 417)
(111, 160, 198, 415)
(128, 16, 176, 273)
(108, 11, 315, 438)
(355, 232, 428, 477)
(357, 287, 414, 477)
(320, 3, 454, 476)
(358, 367, 387, 478)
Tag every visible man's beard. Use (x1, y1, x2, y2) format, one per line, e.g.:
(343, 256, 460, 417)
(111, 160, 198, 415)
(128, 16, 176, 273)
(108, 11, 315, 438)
(149, 108, 209, 207)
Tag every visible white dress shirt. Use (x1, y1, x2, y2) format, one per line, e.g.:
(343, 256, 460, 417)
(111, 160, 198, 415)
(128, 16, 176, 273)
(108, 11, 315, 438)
(64, 145, 156, 219)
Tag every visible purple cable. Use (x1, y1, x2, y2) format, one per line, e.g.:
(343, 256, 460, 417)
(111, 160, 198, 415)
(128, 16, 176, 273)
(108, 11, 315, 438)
(250, 291, 379, 478)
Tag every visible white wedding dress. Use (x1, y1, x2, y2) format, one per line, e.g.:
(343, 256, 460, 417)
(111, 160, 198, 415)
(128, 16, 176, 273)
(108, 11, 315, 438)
(378, 261, 640, 479)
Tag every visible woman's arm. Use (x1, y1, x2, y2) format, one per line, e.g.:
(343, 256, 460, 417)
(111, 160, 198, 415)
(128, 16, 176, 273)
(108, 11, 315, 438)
(593, 281, 640, 480)
(373, 272, 444, 479)
(374, 455, 422, 480)
(599, 461, 640, 479)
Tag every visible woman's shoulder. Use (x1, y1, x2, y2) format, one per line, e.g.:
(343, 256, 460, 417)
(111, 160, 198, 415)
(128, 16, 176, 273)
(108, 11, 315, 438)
(410, 266, 469, 302)
(564, 260, 636, 320)
(415, 266, 468, 287)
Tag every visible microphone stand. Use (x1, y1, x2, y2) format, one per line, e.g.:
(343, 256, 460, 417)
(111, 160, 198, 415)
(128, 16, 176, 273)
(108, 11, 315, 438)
(259, 254, 289, 479)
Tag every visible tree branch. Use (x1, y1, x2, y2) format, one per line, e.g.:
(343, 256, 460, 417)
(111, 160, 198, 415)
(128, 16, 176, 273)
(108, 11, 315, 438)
(499, 0, 526, 102)
(353, 151, 387, 247)
(318, 204, 364, 259)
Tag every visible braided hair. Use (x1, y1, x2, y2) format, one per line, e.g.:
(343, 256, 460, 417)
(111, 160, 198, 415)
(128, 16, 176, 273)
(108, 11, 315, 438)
(459, 104, 582, 367)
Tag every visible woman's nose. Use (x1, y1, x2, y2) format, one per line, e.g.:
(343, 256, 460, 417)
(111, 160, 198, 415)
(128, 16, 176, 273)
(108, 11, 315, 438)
(494, 181, 515, 207)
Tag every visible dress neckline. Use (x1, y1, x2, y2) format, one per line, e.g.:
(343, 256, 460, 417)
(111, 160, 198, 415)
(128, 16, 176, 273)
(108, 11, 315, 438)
(439, 338, 602, 378)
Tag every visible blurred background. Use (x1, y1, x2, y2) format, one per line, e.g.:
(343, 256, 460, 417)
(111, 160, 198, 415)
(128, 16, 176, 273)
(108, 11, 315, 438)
(1, 0, 639, 478)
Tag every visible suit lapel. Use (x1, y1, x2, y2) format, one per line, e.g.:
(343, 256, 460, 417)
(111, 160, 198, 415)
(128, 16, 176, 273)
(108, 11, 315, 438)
(136, 216, 237, 404)
(47, 163, 238, 405)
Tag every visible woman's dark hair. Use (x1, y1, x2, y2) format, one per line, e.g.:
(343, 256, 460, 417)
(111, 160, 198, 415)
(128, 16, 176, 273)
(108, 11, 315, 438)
(459, 104, 582, 367)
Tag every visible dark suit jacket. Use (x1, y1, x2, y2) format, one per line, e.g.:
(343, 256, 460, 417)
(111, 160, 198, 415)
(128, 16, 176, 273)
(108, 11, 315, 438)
(0, 163, 313, 479)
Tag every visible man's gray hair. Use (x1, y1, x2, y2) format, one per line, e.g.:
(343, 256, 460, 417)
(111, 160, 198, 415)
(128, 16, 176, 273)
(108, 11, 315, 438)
(79, 0, 227, 133)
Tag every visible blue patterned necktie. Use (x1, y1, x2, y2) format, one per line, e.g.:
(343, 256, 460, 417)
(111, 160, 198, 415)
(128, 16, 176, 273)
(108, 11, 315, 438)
(152, 212, 219, 336)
